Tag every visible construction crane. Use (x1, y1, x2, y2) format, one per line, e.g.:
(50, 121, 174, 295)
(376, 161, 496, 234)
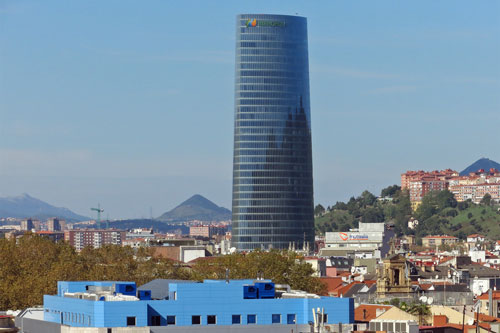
(91, 203, 104, 229)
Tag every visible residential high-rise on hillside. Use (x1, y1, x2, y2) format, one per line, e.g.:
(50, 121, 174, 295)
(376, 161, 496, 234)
(401, 168, 500, 207)
(231, 14, 314, 251)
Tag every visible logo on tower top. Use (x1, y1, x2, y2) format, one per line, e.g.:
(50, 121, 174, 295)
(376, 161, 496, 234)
(245, 19, 285, 28)
(246, 19, 257, 27)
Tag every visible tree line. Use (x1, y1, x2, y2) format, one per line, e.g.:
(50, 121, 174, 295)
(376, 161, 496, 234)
(0, 234, 325, 310)
(315, 185, 412, 236)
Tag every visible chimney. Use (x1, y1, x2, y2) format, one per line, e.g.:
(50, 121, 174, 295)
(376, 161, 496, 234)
(433, 315, 448, 326)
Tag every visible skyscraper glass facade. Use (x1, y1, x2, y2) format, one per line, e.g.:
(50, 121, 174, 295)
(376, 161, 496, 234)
(232, 14, 314, 251)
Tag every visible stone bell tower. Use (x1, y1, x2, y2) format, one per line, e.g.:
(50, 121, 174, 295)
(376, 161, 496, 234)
(377, 253, 412, 297)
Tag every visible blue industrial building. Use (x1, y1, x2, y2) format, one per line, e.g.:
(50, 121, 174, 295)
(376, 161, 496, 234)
(42, 279, 354, 328)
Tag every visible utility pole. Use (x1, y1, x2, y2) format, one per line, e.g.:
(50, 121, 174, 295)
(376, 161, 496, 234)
(462, 305, 465, 333)
(475, 303, 479, 333)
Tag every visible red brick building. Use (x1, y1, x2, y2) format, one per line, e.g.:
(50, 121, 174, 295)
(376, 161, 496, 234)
(401, 169, 459, 206)
(189, 225, 226, 239)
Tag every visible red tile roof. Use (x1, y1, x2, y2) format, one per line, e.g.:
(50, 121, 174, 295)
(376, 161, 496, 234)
(468, 234, 485, 238)
(319, 277, 344, 295)
(477, 291, 500, 300)
(477, 313, 500, 323)
(354, 304, 391, 322)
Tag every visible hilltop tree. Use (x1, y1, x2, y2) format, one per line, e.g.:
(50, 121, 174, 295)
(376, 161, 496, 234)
(480, 193, 492, 206)
(360, 190, 377, 207)
(381, 185, 401, 198)
(314, 204, 326, 216)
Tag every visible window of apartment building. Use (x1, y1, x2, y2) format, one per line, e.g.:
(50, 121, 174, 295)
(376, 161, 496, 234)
(166, 316, 175, 325)
(126, 317, 136, 326)
(287, 314, 296, 324)
(151, 316, 161, 326)
(247, 314, 257, 324)
(192, 315, 201, 325)
(272, 314, 281, 324)
(232, 315, 241, 324)
(207, 315, 216, 325)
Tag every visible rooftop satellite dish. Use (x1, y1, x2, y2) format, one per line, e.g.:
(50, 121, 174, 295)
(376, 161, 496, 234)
(419, 296, 428, 303)
(427, 297, 434, 305)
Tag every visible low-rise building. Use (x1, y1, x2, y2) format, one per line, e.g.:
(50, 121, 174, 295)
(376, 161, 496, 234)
(150, 245, 208, 263)
(17, 279, 354, 331)
(304, 257, 326, 277)
(126, 228, 155, 240)
(189, 225, 226, 239)
(467, 234, 486, 244)
(477, 291, 500, 318)
(369, 319, 419, 333)
(325, 257, 353, 277)
(321, 222, 394, 259)
(35, 231, 65, 242)
(422, 235, 458, 248)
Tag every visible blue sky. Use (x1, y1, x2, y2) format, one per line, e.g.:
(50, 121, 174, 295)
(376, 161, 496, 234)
(1, 1, 499, 219)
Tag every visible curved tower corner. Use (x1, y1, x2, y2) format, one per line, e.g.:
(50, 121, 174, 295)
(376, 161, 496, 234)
(231, 14, 314, 251)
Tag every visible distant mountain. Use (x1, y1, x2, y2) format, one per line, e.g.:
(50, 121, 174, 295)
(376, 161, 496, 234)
(156, 194, 231, 222)
(0, 193, 89, 222)
(460, 158, 500, 176)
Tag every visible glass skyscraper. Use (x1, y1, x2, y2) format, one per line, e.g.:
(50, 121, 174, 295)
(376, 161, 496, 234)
(231, 14, 314, 251)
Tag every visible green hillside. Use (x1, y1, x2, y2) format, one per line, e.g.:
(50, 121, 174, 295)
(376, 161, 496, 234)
(315, 187, 500, 242)
(447, 205, 500, 239)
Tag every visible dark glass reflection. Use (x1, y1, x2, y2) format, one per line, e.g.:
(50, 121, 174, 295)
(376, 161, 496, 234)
(232, 14, 314, 251)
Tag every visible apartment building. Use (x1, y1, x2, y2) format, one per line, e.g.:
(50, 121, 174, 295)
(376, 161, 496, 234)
(64, 229, 125, 251)
(422, 235, 458, 248)
(449, 169, 500, 204)
(401, 169, 458, 208)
